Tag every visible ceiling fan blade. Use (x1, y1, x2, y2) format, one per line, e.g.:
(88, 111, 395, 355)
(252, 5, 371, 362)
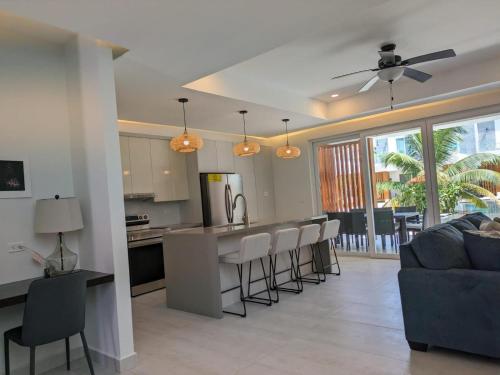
(359, 75, 379, 92)
(331, 68, 378, 80)
(403, 67, 432, 82)
(402, 49, 456, 66)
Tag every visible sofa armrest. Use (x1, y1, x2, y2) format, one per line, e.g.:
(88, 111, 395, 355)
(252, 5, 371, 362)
(398, 268, 500, 357)
(399, 242, 421, 268)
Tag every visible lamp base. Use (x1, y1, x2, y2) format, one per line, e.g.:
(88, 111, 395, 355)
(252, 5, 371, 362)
(46, 233, 78, 277)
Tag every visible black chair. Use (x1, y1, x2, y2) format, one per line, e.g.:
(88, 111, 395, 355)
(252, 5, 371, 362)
(348, 209, 368, 251)
(4, 272, 95, 375)
(374, 208, 400, 251)
(406, 208, 427, 239)
(395, 206, 417, 213)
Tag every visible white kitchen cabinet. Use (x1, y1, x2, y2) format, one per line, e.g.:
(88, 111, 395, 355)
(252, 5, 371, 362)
(143, 138, 190, 202)
(119, 136, 132, 195)
(233, 146, 258, 221)
(170, 146, 189, 200)
(216, 141, 235, 172)
(128, 137, 154, 194)
(150, 138, 173, 201)
(196, 139, 218, 172)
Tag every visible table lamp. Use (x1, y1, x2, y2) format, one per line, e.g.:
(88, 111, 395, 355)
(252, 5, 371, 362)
(34, 195, 83, 276)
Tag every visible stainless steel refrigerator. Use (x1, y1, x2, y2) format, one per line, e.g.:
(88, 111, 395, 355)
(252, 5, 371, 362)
(200, 173, 244, 227)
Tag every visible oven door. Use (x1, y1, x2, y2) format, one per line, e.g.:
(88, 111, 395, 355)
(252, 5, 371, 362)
(127, 238, 165, 297)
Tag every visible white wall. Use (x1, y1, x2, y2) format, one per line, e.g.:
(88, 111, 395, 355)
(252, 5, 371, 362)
(0, 30, 85, 375)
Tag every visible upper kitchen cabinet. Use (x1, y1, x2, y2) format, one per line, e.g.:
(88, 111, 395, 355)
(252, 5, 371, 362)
(196, 140, 235, 173)
(128, 137, 154, 194)
(233, 145, 258, 221)
(120, 136, 132, 195)
(120, 136, 189, 201)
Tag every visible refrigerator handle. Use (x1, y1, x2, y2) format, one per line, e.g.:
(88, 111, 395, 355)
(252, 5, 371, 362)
(225, 184, 234, 223)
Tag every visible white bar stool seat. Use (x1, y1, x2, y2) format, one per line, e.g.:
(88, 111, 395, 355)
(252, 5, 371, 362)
(295, 224, 321, 287)
(220, 233, 272, 317)
(269, 228, 301, 302)
(316, 219, 341, 280)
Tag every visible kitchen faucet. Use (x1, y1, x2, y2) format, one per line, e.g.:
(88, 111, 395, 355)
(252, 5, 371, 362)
(232, 193, 249, 225)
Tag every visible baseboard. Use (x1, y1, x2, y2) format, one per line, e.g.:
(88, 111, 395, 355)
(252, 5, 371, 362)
(90, 347, 138, 372)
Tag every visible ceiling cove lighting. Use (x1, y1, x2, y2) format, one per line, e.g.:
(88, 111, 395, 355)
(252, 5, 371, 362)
(233, 110, 260, 157)
(170, 98, 203, 153)
(276, 119, 301, 159)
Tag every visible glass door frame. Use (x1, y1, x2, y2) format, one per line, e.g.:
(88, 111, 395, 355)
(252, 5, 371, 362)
(359, 119, 435, 258)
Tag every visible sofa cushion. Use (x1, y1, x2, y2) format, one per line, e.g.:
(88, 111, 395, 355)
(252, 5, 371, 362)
(411, 224, 471, 270)
(460, 212, 492, 229)
(463, 230, 500, 271)
(447, 218, 477, 233)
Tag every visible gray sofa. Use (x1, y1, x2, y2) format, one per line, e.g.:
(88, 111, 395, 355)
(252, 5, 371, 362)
(398, 213, 500, 357)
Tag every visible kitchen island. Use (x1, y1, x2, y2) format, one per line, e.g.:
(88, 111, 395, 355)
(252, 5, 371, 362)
(163, 215, 329, 318)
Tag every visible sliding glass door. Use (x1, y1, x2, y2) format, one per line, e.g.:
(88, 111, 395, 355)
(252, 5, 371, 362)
(432, 114, 500, 222)
(314, 110, 500, 259)
(316, 138, 369, 255)
(365, 127, 426, 256)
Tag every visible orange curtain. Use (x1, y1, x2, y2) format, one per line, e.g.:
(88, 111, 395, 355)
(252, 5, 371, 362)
(318, 141, 365, 212)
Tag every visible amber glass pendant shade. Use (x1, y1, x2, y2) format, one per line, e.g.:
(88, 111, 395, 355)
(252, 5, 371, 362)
(170, 98, 203, 153)
(276, 118, 301, 159)
(233, 110, 260, 157)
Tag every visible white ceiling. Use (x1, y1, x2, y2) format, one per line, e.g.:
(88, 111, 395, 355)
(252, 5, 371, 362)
(1, 0, 500, 136)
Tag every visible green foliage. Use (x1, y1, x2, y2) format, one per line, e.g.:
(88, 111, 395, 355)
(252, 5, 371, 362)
(376, 126, 500, 213)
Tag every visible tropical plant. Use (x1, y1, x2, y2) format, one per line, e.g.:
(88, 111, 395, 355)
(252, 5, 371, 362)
(376, 127, 500, 213)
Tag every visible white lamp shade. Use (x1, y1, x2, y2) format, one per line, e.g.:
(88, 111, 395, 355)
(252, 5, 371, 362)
(34, 197, 84, 233)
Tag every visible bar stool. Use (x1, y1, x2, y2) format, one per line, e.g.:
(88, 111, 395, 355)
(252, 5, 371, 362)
(220, 233, 272, 318)
(269, 228, 301, 302)
(314, 219, 341, 281)
(295, 224, 321, 288)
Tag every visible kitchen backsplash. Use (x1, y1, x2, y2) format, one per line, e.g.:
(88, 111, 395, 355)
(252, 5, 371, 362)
(124, 200, 182, 227)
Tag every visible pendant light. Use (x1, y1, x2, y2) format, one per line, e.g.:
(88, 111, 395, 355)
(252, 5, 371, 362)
(276, 119, 301, 159)
(170, 98, 203, 153)
(233, 110, 260, 157)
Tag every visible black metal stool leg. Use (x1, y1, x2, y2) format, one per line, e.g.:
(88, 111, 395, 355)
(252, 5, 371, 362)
(4, 334, 9, 375)
(30, 347, 35, 375)
(65, 337, 70, 370)
(269, 256, 279, 302)
(295, 246, 321, 285)
(223, 264, 247, 317)
(246, 258, 273, 306)
(314, 244, 327, 282)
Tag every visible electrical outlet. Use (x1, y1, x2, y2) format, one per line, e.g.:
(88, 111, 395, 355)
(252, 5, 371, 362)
(8, 242, 26, 253)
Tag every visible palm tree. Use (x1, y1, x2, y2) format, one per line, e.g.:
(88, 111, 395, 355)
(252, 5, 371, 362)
(377, 127, 500, 213)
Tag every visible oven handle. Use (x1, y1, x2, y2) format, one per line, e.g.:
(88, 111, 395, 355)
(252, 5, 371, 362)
(128, 238, 163, 248)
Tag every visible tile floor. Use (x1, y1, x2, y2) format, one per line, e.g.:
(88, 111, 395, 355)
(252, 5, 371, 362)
(45, 257, 500, 374)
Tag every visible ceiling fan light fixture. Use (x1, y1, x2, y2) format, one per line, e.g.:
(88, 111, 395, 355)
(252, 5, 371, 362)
(170, 98, 203, 153)
(276, 119, 301, 159)
(233, 110, 260, 157)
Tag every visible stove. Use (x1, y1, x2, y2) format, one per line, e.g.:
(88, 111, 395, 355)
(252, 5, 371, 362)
(125, 214, 166, 296)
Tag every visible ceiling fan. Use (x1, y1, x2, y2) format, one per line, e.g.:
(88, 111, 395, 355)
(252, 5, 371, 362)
(331, 43, 456, 109)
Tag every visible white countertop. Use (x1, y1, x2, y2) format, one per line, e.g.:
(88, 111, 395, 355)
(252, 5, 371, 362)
(165, 215, 327, 238)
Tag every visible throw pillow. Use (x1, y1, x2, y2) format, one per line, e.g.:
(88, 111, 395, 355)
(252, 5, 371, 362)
(447, 218, 477, 233)
(460, 212, 492, 229)
(411, 224, 471, 270)
(463, 230, 500, 271)
(479, 219, 500, 232)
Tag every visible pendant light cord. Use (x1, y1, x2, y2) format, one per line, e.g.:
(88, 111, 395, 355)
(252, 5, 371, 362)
(283, 119, 290, 146)
(182, 101, 188, 134)
(389, 80, 394, 111)
(242, 112, 247, 141)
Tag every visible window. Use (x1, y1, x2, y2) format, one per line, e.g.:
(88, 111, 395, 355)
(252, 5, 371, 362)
(477, 120, 496, 151)
(458, 123, 475, 155)
(396, 137, 406, 154)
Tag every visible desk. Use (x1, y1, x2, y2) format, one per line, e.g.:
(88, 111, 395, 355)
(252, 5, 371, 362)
(0, 270, 114, 309)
